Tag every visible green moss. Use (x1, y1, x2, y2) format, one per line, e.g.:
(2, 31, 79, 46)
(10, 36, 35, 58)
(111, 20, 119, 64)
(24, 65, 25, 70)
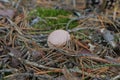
(36, 8, 70, 17)
(29, 8, 78, 30)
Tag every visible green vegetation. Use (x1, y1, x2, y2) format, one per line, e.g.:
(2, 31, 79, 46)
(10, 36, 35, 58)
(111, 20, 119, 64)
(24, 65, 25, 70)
(29, 8, 78, 30)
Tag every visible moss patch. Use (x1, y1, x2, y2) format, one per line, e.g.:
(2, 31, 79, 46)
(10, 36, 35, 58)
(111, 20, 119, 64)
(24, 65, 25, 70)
(29, 8, 78, 30)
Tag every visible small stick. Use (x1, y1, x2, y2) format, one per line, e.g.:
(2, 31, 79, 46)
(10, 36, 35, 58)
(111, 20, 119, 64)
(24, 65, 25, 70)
(111, 75, 120, 80)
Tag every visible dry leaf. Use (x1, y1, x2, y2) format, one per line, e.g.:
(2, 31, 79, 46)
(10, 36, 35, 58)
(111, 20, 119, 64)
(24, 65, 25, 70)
(0, 9, 15, 18)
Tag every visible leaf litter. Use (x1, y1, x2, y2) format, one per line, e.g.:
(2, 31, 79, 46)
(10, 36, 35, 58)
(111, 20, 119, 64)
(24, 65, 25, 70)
(0, 0, 120, 80)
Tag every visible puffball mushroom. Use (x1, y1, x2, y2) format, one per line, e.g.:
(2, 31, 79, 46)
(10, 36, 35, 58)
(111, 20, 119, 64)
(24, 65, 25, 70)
(47, 30, 70, 48)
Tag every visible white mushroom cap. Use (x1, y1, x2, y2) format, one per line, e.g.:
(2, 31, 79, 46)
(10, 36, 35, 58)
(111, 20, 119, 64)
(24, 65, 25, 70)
(47, 30, 70, 47)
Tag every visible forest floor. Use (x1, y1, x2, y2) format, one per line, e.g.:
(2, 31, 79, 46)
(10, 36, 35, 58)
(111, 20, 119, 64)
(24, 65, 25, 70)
(0, 0, 120, 80)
